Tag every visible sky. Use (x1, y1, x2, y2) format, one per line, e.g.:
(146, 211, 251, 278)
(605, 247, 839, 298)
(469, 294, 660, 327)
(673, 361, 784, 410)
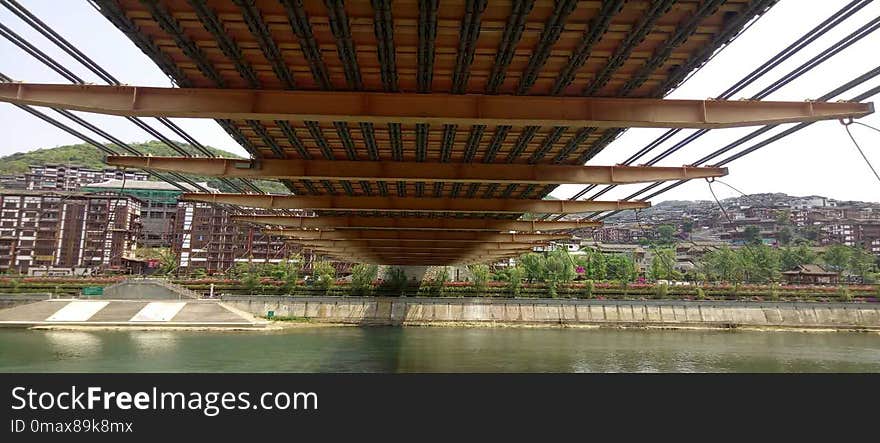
(0, 0, 878, 204)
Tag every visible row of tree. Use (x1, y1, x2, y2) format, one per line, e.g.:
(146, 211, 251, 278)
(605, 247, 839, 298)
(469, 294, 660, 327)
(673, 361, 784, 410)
(694, 244, 876, 283)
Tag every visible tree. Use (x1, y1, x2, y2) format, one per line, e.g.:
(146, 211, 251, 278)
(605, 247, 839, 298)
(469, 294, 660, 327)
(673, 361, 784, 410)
(311, 261, 336, 292)
(682, 220, 694, 240)
(383, 267, 409, 296)
(776, 226, 793, 246)
(823, 244, 852, 275)
(496, 265, 524, 297)
(421, 267, 450, 296)
(649, 248, 677, 280)
(778, 244, 816, 271)
(520, 252, 545, 283)
(544, 248, 577, 297)
(468, 264, 491, 295)
(350, 264, 378, 296)
(848, 246, 875, 282)
(656, 225, 676, 244)
(606, 254, 637, 282)
(775, 210, 792, 226)
(242, 272, 260, 295)
(545, 248, 576, 281)
(738, 244, 780, 283)
(271, 256, 301, 295)
(580, 248, 607, 280)
(743, 225, 762, 245)
(699, 246, 743, 282)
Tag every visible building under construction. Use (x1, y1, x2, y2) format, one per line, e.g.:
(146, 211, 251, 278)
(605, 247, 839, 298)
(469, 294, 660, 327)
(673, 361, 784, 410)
(82, 179, 218, 247)
(0, 190, 142, 275)
(0, 1, 875, 268)
(25, 164, 148, 191)
(172, 201, 296, 273)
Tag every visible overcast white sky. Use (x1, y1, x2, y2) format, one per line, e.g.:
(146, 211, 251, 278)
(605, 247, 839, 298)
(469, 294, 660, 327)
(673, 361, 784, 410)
(0, 0, 878, 203)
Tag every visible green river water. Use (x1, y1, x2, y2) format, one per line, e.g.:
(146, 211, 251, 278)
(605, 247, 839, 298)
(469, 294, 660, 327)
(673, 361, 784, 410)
(1, 327, 879, 372)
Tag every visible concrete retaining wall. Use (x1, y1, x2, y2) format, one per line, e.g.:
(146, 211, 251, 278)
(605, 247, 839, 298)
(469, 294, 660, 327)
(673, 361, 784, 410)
(221, 296, 880, 330)
(0, 294, 51, 309)
(103, 280, 188, 300)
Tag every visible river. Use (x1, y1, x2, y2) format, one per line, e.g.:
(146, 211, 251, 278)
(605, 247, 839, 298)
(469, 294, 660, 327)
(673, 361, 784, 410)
(1, 327, 879, 372)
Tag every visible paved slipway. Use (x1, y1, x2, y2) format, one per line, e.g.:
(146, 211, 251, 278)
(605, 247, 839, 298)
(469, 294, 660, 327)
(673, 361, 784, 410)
(0, 299, 265, 329)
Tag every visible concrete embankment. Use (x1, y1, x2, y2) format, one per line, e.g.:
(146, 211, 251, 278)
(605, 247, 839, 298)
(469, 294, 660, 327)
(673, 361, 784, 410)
(222, 295, 880, 331)
(0, 294, 51, 309)
(0, 299, 265, 329)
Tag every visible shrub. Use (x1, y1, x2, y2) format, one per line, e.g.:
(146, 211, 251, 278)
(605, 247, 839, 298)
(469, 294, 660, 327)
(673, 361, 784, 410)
(546, 281, 559, 298)
(419, 268, 449, 297)
(769, 283, 780, 301)
(695, 287, 706, 300)
(350, 264, 378, 296)
(312, 261, 336, 293)
(468, 264, 491, 296)
(499, 266, 524, 297)
(383, 267, 409, 296)
(730, 283, 740, 297)
(838, 286, 853, 302)
(241, 273, 259, 295)
(581, 280, 594, 299)
(653, 282, 668, 300)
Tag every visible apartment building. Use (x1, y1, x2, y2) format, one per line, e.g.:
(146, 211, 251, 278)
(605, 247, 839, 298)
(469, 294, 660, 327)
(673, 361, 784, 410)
(0, 190, 142, 274)
(172, 202, 295, 273)
(81, 179, 217, 248)
(25, 164, 149, 191)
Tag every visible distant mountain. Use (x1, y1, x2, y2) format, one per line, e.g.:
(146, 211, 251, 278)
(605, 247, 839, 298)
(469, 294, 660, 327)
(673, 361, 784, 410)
(0, 141, 289, 193)
(0, 141, 242, 175)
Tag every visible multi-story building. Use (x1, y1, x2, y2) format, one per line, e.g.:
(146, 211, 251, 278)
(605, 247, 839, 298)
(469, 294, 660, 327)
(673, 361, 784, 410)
(0, 190, 142, 274)
(172, 202, 295, 274)
(24, 164, 149, 191)
(860, 222, 880, 255)
(0, 174, 27, 190)
(81, 180, 217, 248)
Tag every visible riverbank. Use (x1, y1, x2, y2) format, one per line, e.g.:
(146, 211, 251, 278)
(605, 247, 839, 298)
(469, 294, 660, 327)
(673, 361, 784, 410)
(223, 295, 880, 331)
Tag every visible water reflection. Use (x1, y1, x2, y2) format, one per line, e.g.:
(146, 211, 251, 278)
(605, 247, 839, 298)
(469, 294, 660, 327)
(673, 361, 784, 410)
(1, 328, 879, 373)
(43, 331, 103, 360)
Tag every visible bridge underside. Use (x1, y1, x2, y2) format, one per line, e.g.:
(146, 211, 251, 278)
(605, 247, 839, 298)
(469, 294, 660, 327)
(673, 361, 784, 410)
(6, 0, 873, 265)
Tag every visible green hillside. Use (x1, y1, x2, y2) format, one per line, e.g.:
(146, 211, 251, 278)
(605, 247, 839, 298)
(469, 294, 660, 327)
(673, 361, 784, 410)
(0, 140, 242, 175)
(0, 141, 289, 193)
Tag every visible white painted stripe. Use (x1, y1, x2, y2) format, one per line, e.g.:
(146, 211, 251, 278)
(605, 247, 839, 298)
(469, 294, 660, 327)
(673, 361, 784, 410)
(46, 301, 110, 322)
(130, 302, 187, 322)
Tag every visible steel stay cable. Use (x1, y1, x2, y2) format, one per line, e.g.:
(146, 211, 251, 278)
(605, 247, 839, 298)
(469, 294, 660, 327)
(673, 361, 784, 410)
(0, 2, 253, 194)
(565, 1, 877, 208)
(842, 120, 880, 184)
(595, 70, 880, 221)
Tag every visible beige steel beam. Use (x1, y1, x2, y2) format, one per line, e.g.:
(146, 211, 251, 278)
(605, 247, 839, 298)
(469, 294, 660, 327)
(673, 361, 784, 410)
(310, 251, 520, 265)
(181, 193, 649, 213)
(304, 243, 540, 252)
(310, 251, 526, 260)
(1, 83, 872, 128)
(106, 156, 728, 185)
(291, 240, 544, 249)
(268, 229, 571, 242)
(233, 215, 600, 231)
